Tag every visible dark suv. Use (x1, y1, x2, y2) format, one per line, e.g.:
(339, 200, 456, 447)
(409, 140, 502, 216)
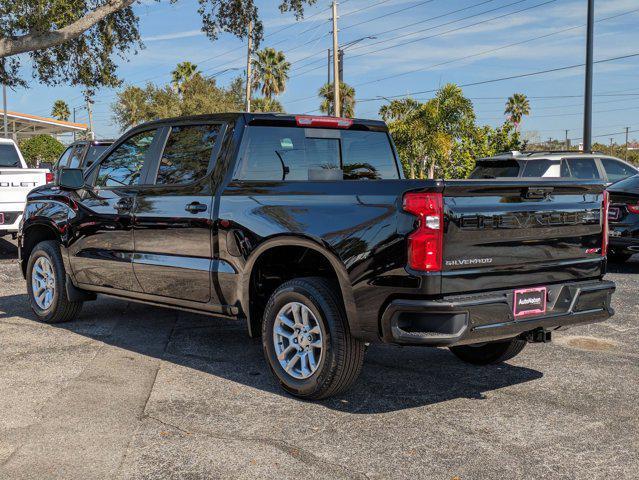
(471, 151, 637, 184)
(18, 114, 614, 399)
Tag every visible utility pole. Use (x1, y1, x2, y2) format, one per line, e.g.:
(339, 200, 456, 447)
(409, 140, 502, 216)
(245, 20, 253, 113)
(2, 84, 7, 139)
(87, 99, 94, 140)
(331, 0, 341, 117)
(583, 0, 595, 152)
(338, 49, 344, 83)
(625, 126, 630, 160)
(565, 129, 569, 149)
(609, 137, 613, 156)
(73, 106, 78, 142)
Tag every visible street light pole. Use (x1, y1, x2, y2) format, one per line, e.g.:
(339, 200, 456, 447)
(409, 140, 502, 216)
(2, 84, 7, 139)
(332, 0, 341, 117)
(583, 0, 595, 153)
(245, 20, 253, 113)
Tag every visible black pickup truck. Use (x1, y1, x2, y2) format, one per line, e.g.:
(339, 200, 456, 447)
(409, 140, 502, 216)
(18, 113, 615, 399)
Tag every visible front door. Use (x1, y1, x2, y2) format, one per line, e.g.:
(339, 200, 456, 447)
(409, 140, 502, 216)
(132, 123, 224, 303)
(69, 128, 160, 291)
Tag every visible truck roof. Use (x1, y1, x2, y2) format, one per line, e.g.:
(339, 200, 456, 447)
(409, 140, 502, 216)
(131, 113, 389, 132)
(0, 137, 18, 146)
(478, 150, 619, 161)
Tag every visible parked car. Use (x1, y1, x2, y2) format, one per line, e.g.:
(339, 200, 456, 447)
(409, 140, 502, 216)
(607, 174, 639, 262)
(53, 139, 113, 177)
(471, 151, 637, 184)
(0, 138, 52, 238)
(18, 113, 615, 399)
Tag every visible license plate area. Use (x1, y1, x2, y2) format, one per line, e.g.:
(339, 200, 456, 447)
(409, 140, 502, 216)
(513, 287, 547, 318)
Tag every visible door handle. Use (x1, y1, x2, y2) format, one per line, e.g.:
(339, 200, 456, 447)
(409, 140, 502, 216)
(185, 202, 207, 214)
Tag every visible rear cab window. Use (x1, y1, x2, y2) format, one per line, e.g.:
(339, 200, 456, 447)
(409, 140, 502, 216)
(0, 143, 22, 168)
(235, 126, 399, 181)
(469, 160, 520, 178)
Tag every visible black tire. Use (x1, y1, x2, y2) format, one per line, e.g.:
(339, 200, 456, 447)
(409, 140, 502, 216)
(262, 277, 365, 400)
(449, 337, 527, 365)
(26, 240, 83, 323)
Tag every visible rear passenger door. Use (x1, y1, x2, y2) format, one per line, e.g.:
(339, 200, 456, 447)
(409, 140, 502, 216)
(132, 122, 225, 304)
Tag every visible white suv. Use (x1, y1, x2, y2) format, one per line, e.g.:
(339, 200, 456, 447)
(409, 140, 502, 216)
(470, 151, 638, 184)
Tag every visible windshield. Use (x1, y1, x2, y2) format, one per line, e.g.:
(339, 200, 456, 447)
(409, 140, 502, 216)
(470, 160, 520, 178)
(0, 143, 21, 168)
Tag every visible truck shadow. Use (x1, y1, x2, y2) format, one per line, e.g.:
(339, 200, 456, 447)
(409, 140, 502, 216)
(0, 238, 18, 260)
(607, 256, 639, 274)
(0, 293, 543, 414)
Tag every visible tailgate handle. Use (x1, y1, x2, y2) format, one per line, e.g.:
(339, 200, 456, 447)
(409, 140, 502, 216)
(524, 187, 553, 200)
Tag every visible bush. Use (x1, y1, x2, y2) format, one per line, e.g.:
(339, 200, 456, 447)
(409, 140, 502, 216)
(18, 135, 65, 167)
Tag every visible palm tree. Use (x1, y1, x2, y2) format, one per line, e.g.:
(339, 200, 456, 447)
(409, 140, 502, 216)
(504, 93, 530, 131)
(171, 61, 199, 94)
(319, 82, 356, 118)
(379, 98, 420, 122)
(252, 97, 285, 113)
(51, 100, 70, 121)
(252, 48, 290, 98)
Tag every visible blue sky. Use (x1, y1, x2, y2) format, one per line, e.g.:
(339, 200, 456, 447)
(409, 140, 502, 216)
(8, 0, 639, 145)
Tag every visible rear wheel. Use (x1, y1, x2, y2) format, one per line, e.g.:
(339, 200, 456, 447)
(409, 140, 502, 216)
(262, 277, 365, 400)
(449, 337, 527, 365)
(26, 241, 83, 323)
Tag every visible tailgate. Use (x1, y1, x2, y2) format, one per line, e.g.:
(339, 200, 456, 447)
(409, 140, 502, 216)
(441, 179, 605, 294)
(0, 169, 47, 204)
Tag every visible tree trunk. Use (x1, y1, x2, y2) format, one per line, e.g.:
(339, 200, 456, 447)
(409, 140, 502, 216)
(0, 0, 136, 58)
(409, 161, 415, 179)
(428, 158, 435, 179)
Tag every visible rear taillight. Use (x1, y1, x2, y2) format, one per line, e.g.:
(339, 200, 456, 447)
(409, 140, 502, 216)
(295, 115, 353, 129)
(403, 192, 443, 272)
(45, 172, 54, 183)
(602, 190, 609, 257)
(626, 203, 639, 214)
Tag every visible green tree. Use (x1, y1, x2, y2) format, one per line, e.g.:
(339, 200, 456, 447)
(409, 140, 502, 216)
(112, 73, 244, 130)
(172, 62, 199, 94)
(504, 93, 531, 131)
(252, 97, 285, 113)
(51, 100, 71, 121)
(252, 48, 290, 98)
(380, 85, 525, 179)
(319, 82, 356, 118)
(0, 1, 314, 89)
(19, 135, 65, 167)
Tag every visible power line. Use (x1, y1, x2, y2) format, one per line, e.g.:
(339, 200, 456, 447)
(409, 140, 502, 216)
(351, 6, 639, 89)
(341, 0, 439, 32)
(358, 52, 639, 103)
(289, 0, 506, 76)
(289, 0, 555, 81)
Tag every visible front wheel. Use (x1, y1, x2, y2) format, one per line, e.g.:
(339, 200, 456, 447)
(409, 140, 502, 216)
(26, 240, 83, 323)
(262, 277, 365, 400)
(449, 337, 527, 365)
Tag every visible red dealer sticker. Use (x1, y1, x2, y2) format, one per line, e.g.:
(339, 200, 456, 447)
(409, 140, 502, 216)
(513, 287, 547, 318)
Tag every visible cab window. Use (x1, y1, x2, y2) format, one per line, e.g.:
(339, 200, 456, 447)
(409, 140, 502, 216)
(56, 146, 74, 169)
(95, 130, 156, 187)
(155, 124, 220, 185)
(565, 158, 600, 179)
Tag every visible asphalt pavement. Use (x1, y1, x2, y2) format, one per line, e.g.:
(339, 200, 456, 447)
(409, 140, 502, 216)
(0, 237, 637, 479)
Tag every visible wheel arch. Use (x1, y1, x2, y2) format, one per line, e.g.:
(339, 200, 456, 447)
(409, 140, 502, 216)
(20, 221, 61, 277)
(240, 235, 360, 339)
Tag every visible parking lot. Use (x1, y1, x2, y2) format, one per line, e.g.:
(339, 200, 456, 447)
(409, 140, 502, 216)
(0, 237, 637, 479)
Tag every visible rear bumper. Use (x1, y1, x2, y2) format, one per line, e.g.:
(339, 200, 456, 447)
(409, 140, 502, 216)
(0, 210, 22, 234)
(380, 279, 615, 346)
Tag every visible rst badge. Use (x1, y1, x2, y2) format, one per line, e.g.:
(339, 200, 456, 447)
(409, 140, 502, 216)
(513, 287, 547, 318)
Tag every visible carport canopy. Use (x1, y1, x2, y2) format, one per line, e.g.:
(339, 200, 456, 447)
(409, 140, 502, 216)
(2, 110, 87, 141)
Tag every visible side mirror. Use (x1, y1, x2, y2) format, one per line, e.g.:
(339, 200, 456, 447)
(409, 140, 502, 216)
(57, 168, 85, 190)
